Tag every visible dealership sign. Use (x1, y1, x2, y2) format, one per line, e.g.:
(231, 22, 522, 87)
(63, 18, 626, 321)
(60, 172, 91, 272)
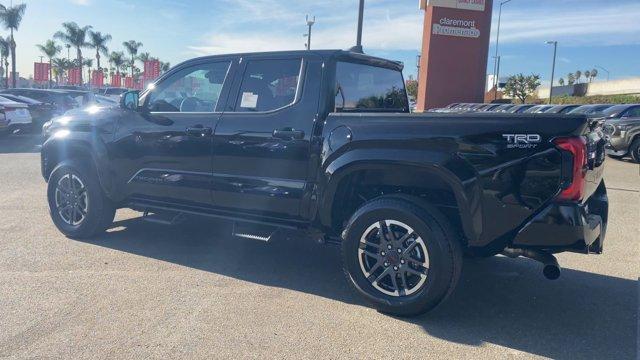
(433, 17, 480, 38)
(420, 0, 486, 11)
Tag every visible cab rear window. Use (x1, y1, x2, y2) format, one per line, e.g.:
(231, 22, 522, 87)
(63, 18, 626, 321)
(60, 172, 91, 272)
(335, 62, 408, 112)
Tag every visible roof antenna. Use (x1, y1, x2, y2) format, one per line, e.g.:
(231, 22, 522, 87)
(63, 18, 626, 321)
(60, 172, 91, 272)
(349, 0, 365, 53)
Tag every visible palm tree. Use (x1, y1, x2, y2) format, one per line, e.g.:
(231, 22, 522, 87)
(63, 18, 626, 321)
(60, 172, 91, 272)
(567, 73, 575, 86)
(84, 58, 93, 85)
(590, 68, 598, 82)
(122, 40, 143, 79)
(574, 70, 582, 84)
(52, 58, 70, 85)
(88, 30, 111, 70)
(0, 3, 27, 88)
(109, 51, 125, 76)
(558, 78, 565, 86)
(584, 70, 591, 83)
(54, 22, 92, 84)
(160, 61, 171, 74)
(137, 52, 151, 63)
(36, 40, 61, 88)
(0, 36, 9, 88)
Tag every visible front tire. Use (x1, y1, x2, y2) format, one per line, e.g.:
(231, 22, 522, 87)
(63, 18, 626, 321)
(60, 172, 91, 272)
(47, 161, 116, 239)
(630, 138, 640, 163)
(341, 196, 462, 317)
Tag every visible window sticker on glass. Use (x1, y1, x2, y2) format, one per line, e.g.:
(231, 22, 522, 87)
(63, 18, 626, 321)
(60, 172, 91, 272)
(241, 92, 259, 109)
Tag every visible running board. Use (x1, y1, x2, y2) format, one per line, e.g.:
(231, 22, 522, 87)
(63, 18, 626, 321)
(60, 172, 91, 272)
(232, 222, 276, 242)
(142, 210, 186, 225)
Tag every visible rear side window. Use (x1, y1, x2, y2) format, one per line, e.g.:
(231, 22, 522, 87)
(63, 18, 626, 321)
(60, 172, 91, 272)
(335, 62, 408, 112)
(234, 58, 302, 112)
(105, 88, 127, 95)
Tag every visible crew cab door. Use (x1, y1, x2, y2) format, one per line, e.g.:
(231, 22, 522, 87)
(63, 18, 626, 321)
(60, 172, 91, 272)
(212, 54, 323, 219)
(116, 58, 235, 207)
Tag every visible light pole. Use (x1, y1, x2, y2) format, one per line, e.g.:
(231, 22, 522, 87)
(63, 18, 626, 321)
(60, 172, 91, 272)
(416, 54, 421, 80)
(492, 0, 512, 100)
(305, 15, 315, 50)
(546, 41, 558, 104)
(492, 55, 501, 97)
(352, 0, 365, 53)
(594, 65, 610, 81)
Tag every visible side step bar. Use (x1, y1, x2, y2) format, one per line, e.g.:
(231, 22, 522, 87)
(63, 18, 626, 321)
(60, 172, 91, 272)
(232, 222, 277, 242)
(142, 210, 186, 226)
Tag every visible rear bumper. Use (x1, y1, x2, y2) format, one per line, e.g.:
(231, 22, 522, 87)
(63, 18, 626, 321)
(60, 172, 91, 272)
(512, 181, 608, 254)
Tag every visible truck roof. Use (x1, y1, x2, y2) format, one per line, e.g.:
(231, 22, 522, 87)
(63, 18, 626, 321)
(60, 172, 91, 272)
(182, 49, 404, 72)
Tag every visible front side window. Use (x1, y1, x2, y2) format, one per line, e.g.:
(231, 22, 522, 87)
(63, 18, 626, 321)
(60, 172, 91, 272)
(234, 58, 302, 112)
(335, 62, 408, 112)
(147, 61, 230, 112)
(623, 106, 640, 118)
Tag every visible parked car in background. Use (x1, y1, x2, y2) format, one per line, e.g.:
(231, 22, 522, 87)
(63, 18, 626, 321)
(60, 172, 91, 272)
(545, 104, 581, 114)
(101, 87, 128, 101)
(0, 96, 32, 134)
(0, 89, 78, 115)
(593, 104, 640, 120)
(568, 104, 612, 115)
(603, 116, 640, 163)
(524, 105, 554, 114)
(507, 104, 535, 113)
(53, 85, 87, 91)
(493, 104, 516, 112)
(0, 93, 57, 130)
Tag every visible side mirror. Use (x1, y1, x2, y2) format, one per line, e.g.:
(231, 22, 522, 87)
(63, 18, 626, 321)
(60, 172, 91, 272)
(120, 90, 140, 111)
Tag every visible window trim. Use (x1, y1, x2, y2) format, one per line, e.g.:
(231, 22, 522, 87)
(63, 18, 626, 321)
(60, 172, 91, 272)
(145, 60, 233, 115)
(229, 57, 306, 115)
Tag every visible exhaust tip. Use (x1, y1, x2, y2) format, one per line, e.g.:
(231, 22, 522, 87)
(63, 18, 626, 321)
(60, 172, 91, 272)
(543, 265, 561, 280)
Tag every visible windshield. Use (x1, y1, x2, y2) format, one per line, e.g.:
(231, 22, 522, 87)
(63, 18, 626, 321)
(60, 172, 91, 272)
(599, 105, 628, 118)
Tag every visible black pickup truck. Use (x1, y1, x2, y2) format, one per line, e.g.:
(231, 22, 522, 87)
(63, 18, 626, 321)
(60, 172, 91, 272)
(41, 50, 608, 316)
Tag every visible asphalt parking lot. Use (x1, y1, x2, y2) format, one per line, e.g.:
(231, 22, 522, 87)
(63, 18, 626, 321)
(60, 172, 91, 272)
(0, 133, 638, 359)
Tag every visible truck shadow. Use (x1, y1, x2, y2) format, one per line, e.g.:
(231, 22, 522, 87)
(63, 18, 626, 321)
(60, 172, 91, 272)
(79, 215, 636, 360)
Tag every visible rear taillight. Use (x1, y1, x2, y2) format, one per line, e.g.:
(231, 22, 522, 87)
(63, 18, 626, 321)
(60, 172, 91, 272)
(554, 136, 587, 201)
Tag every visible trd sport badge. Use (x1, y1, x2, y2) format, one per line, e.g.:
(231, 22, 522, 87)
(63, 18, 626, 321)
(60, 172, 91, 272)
(502, 134, 542, 149)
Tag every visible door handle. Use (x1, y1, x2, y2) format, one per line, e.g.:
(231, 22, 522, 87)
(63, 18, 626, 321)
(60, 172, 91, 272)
(272, 129, 305, 140)
(186, 126, 212, 137)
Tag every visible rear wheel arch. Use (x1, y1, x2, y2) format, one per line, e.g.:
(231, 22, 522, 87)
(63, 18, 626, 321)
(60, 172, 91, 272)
(321, 162, 476, 243)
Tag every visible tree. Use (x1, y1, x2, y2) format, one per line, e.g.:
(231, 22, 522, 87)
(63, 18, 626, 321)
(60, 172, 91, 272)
(0, 36, 9, 88)
(109, 51, 125, 76)
(84, 58, 93, 84)
(36, 40, 61, 88)
(574, 70, 582, 84)
(558, 78, 565, 86)
(503, 73, 541, 103)
(405, 79, 418, 99)
(160, 61, 171, 74)
(584, 70, 591, 83)
(122, 40, 143, 79)
(0, 3, 27, 88)
(54, 22, 92, 84)
(52, 58, 71, 84)
(567, 73, 575, 86)
(88, 30, 111, 71)
(590, 68, 598, 82)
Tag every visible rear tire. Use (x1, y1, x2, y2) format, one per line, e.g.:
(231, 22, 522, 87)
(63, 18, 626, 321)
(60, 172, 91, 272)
(341, 196, 462, 317)
(630, 138, 640, 163)
(47, 161, 116, 239)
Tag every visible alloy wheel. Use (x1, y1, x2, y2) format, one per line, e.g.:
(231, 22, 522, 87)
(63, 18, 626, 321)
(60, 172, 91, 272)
(358, 220, 429, 297)
(54, 173, 89, 226)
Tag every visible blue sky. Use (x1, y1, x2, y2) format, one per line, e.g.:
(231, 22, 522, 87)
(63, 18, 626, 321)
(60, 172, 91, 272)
(10, 0, 640, 85)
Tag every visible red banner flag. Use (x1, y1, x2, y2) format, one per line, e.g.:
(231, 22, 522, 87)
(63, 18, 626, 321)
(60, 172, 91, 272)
(34, 62, 50, 82)
(68, 67, 82, 85)
(124, 76, 133, 89)
(143, 60, 161, 81)
(111, 74, 121, 87)
(91, 70, 104, 87)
